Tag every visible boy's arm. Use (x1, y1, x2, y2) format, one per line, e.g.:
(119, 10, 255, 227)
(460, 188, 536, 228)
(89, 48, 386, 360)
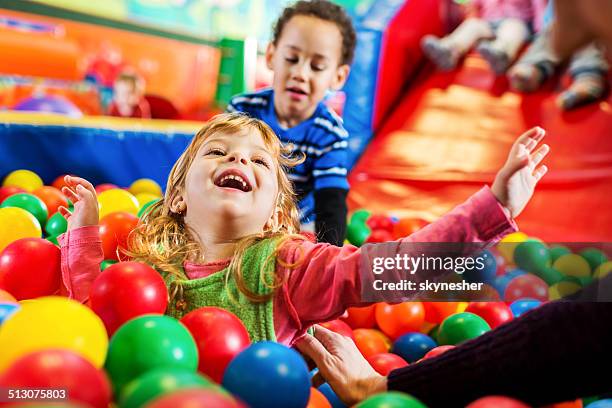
(315, 188, 348, 246)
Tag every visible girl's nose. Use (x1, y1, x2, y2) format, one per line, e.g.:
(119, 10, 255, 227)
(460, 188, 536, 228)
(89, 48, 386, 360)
(228, 152, 248, 165)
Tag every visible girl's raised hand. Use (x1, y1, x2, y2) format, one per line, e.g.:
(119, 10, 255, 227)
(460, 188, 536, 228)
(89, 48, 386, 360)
(58, 175, 99, 230)
(491, 127, 550, 218)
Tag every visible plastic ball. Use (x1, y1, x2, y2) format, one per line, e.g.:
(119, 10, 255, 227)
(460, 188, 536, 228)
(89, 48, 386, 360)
(464, 250, 497, 284)
(90, 261, 168, 336)
(0, 302, 18, 324)
(353, 329, 390, 359)
(1, 193, 48, 229)
(0, 238, 61, 300)
(52, 174, 72, 191)
(97, 188, 139, 218)
(392, 218, 427, 239)
(391, 332, 436, 362)
(342, 305, 377, 329)
(129, 178, 163, 197)
(586, 400, 612, 408)
(2, 169, 43, 192)
(365, 228, 394, 243)
(318, 382, 347, 408)
(497, 232, 528, 263)
(549, 280, 582, 300)
(553, 254, 591, 278)
(550, 245, 572, 262)
(14, 95, 82, 117)
(509, 298, 541, 317)
(105, 315, 198, 395)
(533, 266, 564, 286)
(120, 369, 211, 408)
(513, 240, 551, 274)
(465, 302, 513, 329)
(422, 345, 455, 360)
(135, 193, 160, 208)
(507, 268, 527, 279)
(375, 302, 425, 339)
(222, 341, 311, 408)
(0, 349, 111, 408)
(32, 186, 68, 218)
(0, 186, 26, 203)
(504, 274, 549, 303)
(366, 214, 394, 232)
(0, 288, 16, 302)
(0, 296, 108, 371)
(367, 353, 408, 375)
(95, 183, 119, 195)
(422, 302, 461, 324)
(346, 221, 370, 246)
(466, 396, 530, 407)
(99, 211, 139, 261)
(580, 248, 608, 271)
(594, 261, 612, 279)
(45, 211, 68, 237)
(355, 391, 427, 408)
(320, 319, 355, 340)
(350, 209, 371, 225)
(437, 312, 491, 345)
(180, 307, 251, 383)
(307, 387, 332, 408)
(138, 199, 160, 218)
(146, 387, 244, 408)
(100, 259, 118, 271)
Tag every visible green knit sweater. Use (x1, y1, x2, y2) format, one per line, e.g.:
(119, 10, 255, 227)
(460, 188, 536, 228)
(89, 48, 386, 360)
(163, 238, 278, 342)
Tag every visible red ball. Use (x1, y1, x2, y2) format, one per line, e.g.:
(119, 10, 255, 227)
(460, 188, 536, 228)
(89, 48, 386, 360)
(95, 183, 119, 194)
(366, 229, 394, 243)
(342, 305, 377, 329)
(32, 186, 68, 219)
(99, 211, 139, 261)
(52, 174, 73, 191)
(375, 302, 425, 339)
(90, 261, 168, 335)
(367, 352, 408, 375)
(422, 345, 455, 360)
(147, 388, 245, 408)
(320, 319, 355, 341)
(307, 387, 332, 408)
(366, 215, 394, 233)
(0, 186, 26, 204)
(353, 329, 389, 359)
(0, 238, 60, 300)
(504, 274, 549, 303)
(465, 302, 513, 329)
(393, 218, 428, 239)
(180, 307, 251, 383)
(466, 396, 530, 408)
(0, 349, 111, 408)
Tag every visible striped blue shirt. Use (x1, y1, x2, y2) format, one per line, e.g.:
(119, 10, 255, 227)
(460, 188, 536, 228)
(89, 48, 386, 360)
(227, 88, 350, 223)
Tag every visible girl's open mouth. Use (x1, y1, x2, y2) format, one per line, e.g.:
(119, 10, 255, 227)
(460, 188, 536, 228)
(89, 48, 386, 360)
(214, 169, 252, 192)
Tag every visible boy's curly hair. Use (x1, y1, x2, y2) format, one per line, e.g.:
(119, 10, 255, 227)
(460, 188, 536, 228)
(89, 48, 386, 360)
(272, 0, 357, 66)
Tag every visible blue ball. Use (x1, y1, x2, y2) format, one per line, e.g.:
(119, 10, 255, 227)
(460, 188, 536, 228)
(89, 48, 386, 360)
(318, 382, 347, 408)
(464, 250, 497, 284)
(222, 341, 310, 408)
(587, 400, 612, 408)
(0, 302, 18, 325)
(392, 332, 437, 363)
(509, 298, 541, 317)
(493, 274, 514, 296)
(507, 268, 527, 279)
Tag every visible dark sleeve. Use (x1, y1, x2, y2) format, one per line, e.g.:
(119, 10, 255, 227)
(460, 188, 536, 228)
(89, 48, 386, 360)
(387, 298, 612, 407)
(314, 188, 348, 246)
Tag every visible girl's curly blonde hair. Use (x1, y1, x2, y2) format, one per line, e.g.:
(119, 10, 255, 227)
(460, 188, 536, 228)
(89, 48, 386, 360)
(127, 113, 306, 302)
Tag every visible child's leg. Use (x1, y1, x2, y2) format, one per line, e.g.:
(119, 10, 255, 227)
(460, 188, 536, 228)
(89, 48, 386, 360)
(477, 18, 531, 75)
(507, 26, 559, 92)
(557, 43, 609, 110)
(421, 18, 493, 71)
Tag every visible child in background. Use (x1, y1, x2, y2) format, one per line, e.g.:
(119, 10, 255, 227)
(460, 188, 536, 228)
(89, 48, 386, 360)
(422, 0, 543, 74)
(227, 0, 355, 246)
(108, 70, 151, 119)
(58, 113, 549, 346)
(507, 1, 609, 110)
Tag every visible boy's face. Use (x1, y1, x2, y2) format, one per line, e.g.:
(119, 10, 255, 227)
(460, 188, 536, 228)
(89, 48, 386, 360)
(113, 80, 139, 108)
(266, 15, 350, 124)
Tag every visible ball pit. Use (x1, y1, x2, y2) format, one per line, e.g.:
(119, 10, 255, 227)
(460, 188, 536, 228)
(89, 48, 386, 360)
(2, 169, 43, 192)
(392, 332, 436, 362)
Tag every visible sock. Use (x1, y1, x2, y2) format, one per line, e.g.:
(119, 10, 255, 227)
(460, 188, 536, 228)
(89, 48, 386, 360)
(557, 71, 607, 110)
(476, 41, 511, 75)
(421, 35, 460, 71)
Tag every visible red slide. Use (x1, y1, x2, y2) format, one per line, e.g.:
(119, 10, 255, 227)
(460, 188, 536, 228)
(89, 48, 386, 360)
(348, 53, 612, 242)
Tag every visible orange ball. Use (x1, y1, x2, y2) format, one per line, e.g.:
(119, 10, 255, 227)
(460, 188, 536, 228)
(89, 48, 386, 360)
(307, 387, 331, 408)
(423, 302, 461, 324)
(353, 329, 389, 359)
(99, 212, 139, 261)
(51, 174, 72, 191)
(393, 218, 428, 239)
(375, 302, 425, 339)
(32, 186, 68, 218)
(341, 304, 377, 329)
(0, 288, 16, 302)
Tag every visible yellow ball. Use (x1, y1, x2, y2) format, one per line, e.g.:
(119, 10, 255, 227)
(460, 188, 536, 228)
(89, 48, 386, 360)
(549, 281, 582, 301)
(98, 188, 139, 219)
(497, 232, 528, 264)
(594, 261, 612, 279)
(456, 302, 469, 313)
(0, 207, 41, 251)
(129, 178, 162, 197)
(2, 169, 43, 192)
(135, 193, 160, 209)
(0, 296, 108, 371)
(553, 254, 591, 278)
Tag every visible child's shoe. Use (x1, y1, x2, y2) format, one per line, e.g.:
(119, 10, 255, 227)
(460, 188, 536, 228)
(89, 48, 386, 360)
(421, 35, 460, 71)
(477, 41, 511, 75)
(508, 64, 548, 92)
(557, 72, 607, 110)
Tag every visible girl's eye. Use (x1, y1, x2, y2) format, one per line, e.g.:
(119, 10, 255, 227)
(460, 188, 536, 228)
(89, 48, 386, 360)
(312, 65, 325, 72)
(207, 148, 225, 156)
(253, 158, 270, 168)
(285, 57, 298, 63)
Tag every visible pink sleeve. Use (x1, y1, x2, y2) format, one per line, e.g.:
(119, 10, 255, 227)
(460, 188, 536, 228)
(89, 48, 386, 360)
(58, 226, 103, 303)
(278, 186, 517, 331)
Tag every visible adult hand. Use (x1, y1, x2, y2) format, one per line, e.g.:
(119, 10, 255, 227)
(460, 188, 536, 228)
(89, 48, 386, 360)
(296, 325, 387, 405)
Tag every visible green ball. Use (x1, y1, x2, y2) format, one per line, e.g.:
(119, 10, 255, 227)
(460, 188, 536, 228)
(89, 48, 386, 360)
(105, 315, 198, 396)
(101, 259, 118, 271)
(346, 222, 371, 247)
(46, 235, 59, 246)
(137, 198, 160, 218)
(45, 212, 68, 237)
(533, 266, 564, 286)
(428, 324, 440, 342)
(356, 391, 427, 408)
(119, 368, 212, 408)
(350, 209, 371, 225)
(513, 240, 551, 274)
(1, 193, 47, 229)
(549, 245, 571, 263)
(437, 312, 490, 345)
(579, 248, 608, 271)
(67, 199, 74, 211)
